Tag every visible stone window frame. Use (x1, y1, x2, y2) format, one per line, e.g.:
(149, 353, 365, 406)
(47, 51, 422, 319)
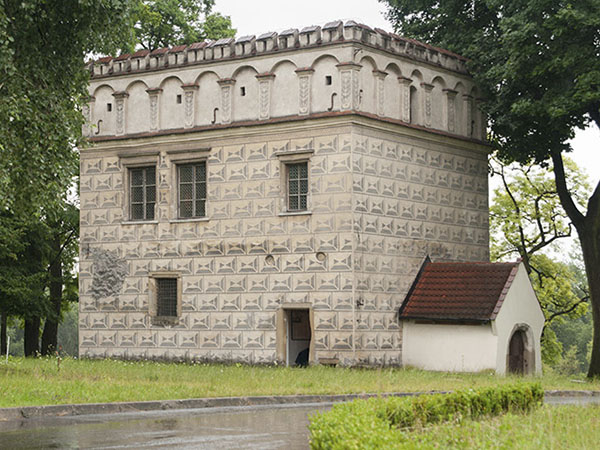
(148, 271, 182, 326)
(119, 152, 160, 224)
(167, 148, 211, 223)
(275, 149, 314, 216)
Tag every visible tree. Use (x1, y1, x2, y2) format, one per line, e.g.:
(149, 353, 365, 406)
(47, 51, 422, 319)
(381, 0, 600, 377)
(489, 157, 590, 365)
(124, 0, 235, 52)
(0, 0, 133, 356)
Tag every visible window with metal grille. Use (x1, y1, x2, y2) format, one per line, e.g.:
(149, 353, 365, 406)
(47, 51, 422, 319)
(156, 278, 177, 317)
(178, 162, 206, 218)
(287, 162, 308, 211)
(129, 166, 156, 220)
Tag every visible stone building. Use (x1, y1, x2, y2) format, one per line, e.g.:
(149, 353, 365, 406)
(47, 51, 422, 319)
(79, 21, 491, 367)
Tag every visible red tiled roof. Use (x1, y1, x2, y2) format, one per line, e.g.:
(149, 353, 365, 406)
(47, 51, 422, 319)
(398, 259, 520, 323)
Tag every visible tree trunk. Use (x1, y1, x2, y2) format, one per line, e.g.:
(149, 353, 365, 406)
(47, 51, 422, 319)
(1, 312, 6, 356)
(41, 236, 62, 355)
(24, 316, 40, 356)
(582, 228, 600, 377)
(551, 150, 600, 377)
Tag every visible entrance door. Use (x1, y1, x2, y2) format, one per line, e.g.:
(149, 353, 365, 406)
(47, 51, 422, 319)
(508, 329, 526, 374)
(286, 309, 311, 366)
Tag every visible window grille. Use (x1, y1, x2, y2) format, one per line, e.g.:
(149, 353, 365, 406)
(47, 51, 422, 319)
(178, 162, 207, 218)
(287, 162, 308, 211)
(156, 278, 177, 317)
(129, 166, 156, 220)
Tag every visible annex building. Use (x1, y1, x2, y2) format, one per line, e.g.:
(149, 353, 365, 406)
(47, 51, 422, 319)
(79, 20, 542, 372)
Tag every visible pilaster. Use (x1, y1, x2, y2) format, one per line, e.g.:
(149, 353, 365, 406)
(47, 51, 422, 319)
(295, 68, 314, 116)
(397, 76, 412, 123)
(373, 70, 388, 117)
(256, 73, 276, 120)
(421, 82, 434, 128)
(181, 84, 199, 129)
(146, 88, 163, 131)
(443, 88, 458, 133)
(218, 78, 236, 124)
(112, 91, 129, 136)
(336, 62, 362, 111)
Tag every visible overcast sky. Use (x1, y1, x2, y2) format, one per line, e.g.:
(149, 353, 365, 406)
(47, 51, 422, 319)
(215, 0, 599, 188)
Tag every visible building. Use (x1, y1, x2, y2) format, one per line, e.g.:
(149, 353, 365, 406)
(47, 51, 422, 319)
(399, 258, 544, 374)
(79, 21, 494, 367)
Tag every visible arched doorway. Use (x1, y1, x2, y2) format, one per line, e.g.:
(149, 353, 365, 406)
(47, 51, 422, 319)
(508, 329, 526, 374)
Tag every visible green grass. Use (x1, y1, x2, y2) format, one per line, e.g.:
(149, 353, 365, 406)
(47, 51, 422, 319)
(0, 356, 599, 408)
(396, 405, 600, 449)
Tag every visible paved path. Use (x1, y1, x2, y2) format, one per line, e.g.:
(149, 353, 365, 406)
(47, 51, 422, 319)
(0, 403, 331, 449)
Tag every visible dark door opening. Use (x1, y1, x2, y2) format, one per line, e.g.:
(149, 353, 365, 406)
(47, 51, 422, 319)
(508, 329, 526, 374)
(286, 309, 311, 367)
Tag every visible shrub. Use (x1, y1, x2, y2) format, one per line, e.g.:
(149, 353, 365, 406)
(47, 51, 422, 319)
(309, 383, 543, 449)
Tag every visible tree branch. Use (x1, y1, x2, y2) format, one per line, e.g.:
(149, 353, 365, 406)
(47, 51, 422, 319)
(546, 296, 590, 324)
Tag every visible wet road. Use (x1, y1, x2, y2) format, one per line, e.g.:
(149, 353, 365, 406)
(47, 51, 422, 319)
(0, 403, 331, 449)
(1, 396, 599, 449)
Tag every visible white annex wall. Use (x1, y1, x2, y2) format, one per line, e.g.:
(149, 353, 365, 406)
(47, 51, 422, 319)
(494, 263, 545, 375)
(402, 322, 497, 372)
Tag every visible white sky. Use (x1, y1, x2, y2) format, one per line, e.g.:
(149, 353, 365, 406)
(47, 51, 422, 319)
(216, 0, 599, 188)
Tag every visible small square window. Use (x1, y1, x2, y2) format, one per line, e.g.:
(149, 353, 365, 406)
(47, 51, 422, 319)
(107, 103, 112, 112)
(129, 166, 156, 221)
(176, 94, 182, 104)
(240, 86, 246, 96)
(287, 162, 308, 211)
(325, 76, 332, 85)
(178, 162, 207, 218)
(156, 278, 178, 317)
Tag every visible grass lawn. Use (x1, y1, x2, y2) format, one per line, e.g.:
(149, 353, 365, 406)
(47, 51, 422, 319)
(395, 405, 600, 449)
(1, 356, 599, 408)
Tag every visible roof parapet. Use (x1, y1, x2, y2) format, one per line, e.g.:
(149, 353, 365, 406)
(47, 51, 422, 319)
(89, 20, 468, 78)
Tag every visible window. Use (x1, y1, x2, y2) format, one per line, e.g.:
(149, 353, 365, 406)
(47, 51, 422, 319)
(287, 162, 308, 211)
(129, 166, 156, 220)
(178, 162, 206, 218)
(325, 75, 332, 85)
(156, 278, 178, 317)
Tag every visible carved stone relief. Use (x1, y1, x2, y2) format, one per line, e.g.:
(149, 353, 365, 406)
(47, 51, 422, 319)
(182, 84, 199, 129)
(256, 73, 275, 120)
(398, 77, 412, 123)
(444, 89, 458, 133)
(112, 91, 128, 136)
(146, 88, 162, 131)
(295, 68, 314, 116)
(463, 94, 473, 137)
(337, 63, 361, 111)
(373, 70, 387, 116)
(421, 83, 433, 128)
(218, 78, 236, 124)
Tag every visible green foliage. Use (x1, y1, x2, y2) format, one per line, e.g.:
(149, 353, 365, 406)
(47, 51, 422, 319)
(380, 0, 600, 161)
(309, 384, 543, 449)
(123, 0, 235, 52)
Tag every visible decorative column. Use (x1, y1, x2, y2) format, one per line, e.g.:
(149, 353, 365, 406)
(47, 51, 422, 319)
(83, 96, 95, 137)
(256, 73, 276, 120)
(112, 91, 129, 136)
(443, 88, 458, 133)
(217, 78, 236, 124)
(295, 67, 314, 116)
(397, 76, 412, 123)
(421, 82, 434, 128)
(181, 84, 199, 129)
(146, 87, 163, 131)
(373, 70, 388, 117)
(463, 94, 473, 137)
(336, 62, 362, 111)
(476, 98, 486, 140)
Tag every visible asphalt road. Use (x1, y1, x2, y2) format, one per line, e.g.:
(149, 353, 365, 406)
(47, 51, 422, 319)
(1, 396, 598, 449)
(0, 403, 331, 449)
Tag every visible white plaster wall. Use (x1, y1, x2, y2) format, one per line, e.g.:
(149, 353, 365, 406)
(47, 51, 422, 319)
(272, 61, 298, 117)
(382, 63, 401, 120)
(494, 263, 545, 375)
(402, 322, 497, 372)
(195, 71, 221, 126)
(92, 85, 116, 136)
(160, 77, 185, 130)
(232, 66, 259, 122)
(126, 81, 150, 135)
(311, 55, 340, 113)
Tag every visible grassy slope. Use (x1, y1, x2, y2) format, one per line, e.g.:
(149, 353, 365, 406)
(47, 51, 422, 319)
(399, 405, 600, 449)
(1, 357, 599, 408)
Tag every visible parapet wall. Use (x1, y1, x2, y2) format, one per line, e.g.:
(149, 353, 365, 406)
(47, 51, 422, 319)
(89, 21, 468, 79)
(86, 20, 485, 144)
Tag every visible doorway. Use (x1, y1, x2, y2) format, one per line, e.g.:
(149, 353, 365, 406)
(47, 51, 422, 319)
(286, 309, 311, 367)
(508, 329, 527, 374)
